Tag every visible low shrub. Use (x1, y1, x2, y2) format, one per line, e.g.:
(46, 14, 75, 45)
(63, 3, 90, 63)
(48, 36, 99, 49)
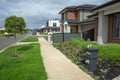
(70, 38, 120, 66)
(54, 38, 120, 80)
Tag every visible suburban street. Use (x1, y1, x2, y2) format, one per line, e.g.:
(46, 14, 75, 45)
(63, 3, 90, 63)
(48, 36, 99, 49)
(0, 34, 30, 51)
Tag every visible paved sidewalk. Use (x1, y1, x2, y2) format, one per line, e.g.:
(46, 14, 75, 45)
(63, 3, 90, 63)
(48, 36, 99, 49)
(38, 35, 94, 80)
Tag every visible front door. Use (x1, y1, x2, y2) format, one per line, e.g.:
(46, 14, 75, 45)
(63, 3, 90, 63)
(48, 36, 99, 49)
(83, 29, 94, 41)
(70, 25, 78, 33)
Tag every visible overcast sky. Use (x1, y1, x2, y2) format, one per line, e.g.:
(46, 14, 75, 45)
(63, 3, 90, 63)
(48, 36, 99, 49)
(0, 0, 111, 29)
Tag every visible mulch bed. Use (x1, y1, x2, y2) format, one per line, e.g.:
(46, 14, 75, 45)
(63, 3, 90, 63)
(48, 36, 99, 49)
(93, 60, 120, 80)
(79, 51, 120, 80)
(80, 58, 120, 80)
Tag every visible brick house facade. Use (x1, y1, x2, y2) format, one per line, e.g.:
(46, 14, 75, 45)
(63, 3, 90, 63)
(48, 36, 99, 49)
(59, 4, 96, 35)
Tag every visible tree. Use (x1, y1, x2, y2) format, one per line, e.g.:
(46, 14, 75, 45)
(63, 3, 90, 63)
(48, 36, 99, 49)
(4, 15, 26, 56)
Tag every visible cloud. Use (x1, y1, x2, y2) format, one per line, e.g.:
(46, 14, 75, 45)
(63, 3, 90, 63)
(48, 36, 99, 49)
(0, 0, 111, 29)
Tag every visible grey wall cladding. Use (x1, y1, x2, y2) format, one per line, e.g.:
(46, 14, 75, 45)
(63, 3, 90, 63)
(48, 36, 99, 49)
(53, 33, 63, 43)
(53, 33, 81, 43)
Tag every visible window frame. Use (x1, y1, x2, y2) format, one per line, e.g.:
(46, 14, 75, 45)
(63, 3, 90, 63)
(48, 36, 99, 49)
(113, 13, 120, 39)
(53, 22, 57, 27)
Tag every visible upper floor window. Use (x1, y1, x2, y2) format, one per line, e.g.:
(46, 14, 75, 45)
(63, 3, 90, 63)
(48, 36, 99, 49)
(53, 23, 57, 27)
(113, 14, 120, 39)
(64, 13, 66, 21)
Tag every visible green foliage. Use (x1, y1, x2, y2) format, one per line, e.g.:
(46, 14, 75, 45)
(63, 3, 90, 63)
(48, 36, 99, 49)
(4, 15, 26, 55)
(20, 36, 38, 42)
(4, 15, 26, 33)
(70, 38, 120, 66)
(54, 38, 120, 80)
(0, 44, 47, 80)
(44, 36, 48, 41)
(93, 44, 120, 66)
(54, 41, 82, 63)
(0, 33, 4, 37)
(40, 32, 47, 35)
(0, 30, 4, 37)
(70, 38, 92, 49)
(54, 41, 97, 79)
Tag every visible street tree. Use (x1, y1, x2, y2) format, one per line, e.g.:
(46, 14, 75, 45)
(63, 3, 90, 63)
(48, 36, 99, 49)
(4, 15, 26, 56)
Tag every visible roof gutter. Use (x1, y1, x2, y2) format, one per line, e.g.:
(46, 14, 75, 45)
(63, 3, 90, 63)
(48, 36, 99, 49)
(91, 0, 120, 12)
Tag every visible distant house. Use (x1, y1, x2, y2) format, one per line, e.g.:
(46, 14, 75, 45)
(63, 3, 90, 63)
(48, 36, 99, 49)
(0, 27, 5, 32)
(46, 19, 61, 33)
(92, 0, 120, 44)
(40, 19, 61, 33)
(0, 27, 5, 31)
(0, 27, 5, 34)
(59, 4, 97, 40)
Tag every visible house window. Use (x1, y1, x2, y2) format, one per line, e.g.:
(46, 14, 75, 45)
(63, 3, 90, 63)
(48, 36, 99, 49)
(65, 24, 67, 32)
(113, 14, 120, 39)
(53, 23, 57, 27)
(64, 13, 66, 21)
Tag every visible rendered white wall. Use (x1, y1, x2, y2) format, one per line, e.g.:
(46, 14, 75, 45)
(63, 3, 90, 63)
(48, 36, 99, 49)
(83, 12, 92, 20)
(64, 24, 70, 33)
(97, 11, 108, 44)
(104, 5, 120, 15)
(48, 20, 61, 27)
(80, 11, 92, 21)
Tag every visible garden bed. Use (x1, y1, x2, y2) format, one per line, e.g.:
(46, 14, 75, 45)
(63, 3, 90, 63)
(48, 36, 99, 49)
(54, 38, 120, 80)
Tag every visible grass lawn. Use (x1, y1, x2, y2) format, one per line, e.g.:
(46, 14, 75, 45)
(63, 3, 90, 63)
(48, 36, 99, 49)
(39, 32, 47, 35)
(20, 36, 38, 42)
(0, 33, 4, 37)
(44, 36, 48, 41)
(0, 43, 47, 80)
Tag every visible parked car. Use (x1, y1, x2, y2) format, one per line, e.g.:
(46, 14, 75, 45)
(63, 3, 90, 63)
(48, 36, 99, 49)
(4, 32, 15, 36)
(48, 32, 53, 35)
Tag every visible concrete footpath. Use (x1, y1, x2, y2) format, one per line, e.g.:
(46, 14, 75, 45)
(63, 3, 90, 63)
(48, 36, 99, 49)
(38, 35, 94, 80)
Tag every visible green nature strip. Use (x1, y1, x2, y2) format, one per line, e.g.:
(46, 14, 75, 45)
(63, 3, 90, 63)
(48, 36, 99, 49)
(0, 33, 4, 37)
(20, 36, 38, 42)
(0, 43, 47, 80)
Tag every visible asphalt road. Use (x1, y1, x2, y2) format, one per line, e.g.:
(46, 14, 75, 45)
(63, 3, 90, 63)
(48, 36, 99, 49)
(0, 34, 30, 51)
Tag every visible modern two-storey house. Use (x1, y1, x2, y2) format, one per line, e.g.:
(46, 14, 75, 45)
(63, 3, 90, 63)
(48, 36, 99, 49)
(59, 4, 97, 40)
(40, 19, 61, 34)
(92, 0, 120, 44)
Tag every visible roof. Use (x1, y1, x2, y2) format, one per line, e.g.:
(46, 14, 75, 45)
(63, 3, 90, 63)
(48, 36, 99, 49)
(59, 6, 77, 14)
(80, 18, 95, 23)
(66, 18, 95, 25)
(59, 4, 97, 14)
(65, 6, 77, 9)
(87, 13, 98, 18)
(66, 19, 80, 25)
(47, 19, 60, 21)
(76, 4, 97, 10)
(92, 0, 120, 11)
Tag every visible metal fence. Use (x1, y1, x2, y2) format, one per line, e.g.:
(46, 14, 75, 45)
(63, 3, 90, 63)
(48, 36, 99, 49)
(52, 33, 81, 43)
